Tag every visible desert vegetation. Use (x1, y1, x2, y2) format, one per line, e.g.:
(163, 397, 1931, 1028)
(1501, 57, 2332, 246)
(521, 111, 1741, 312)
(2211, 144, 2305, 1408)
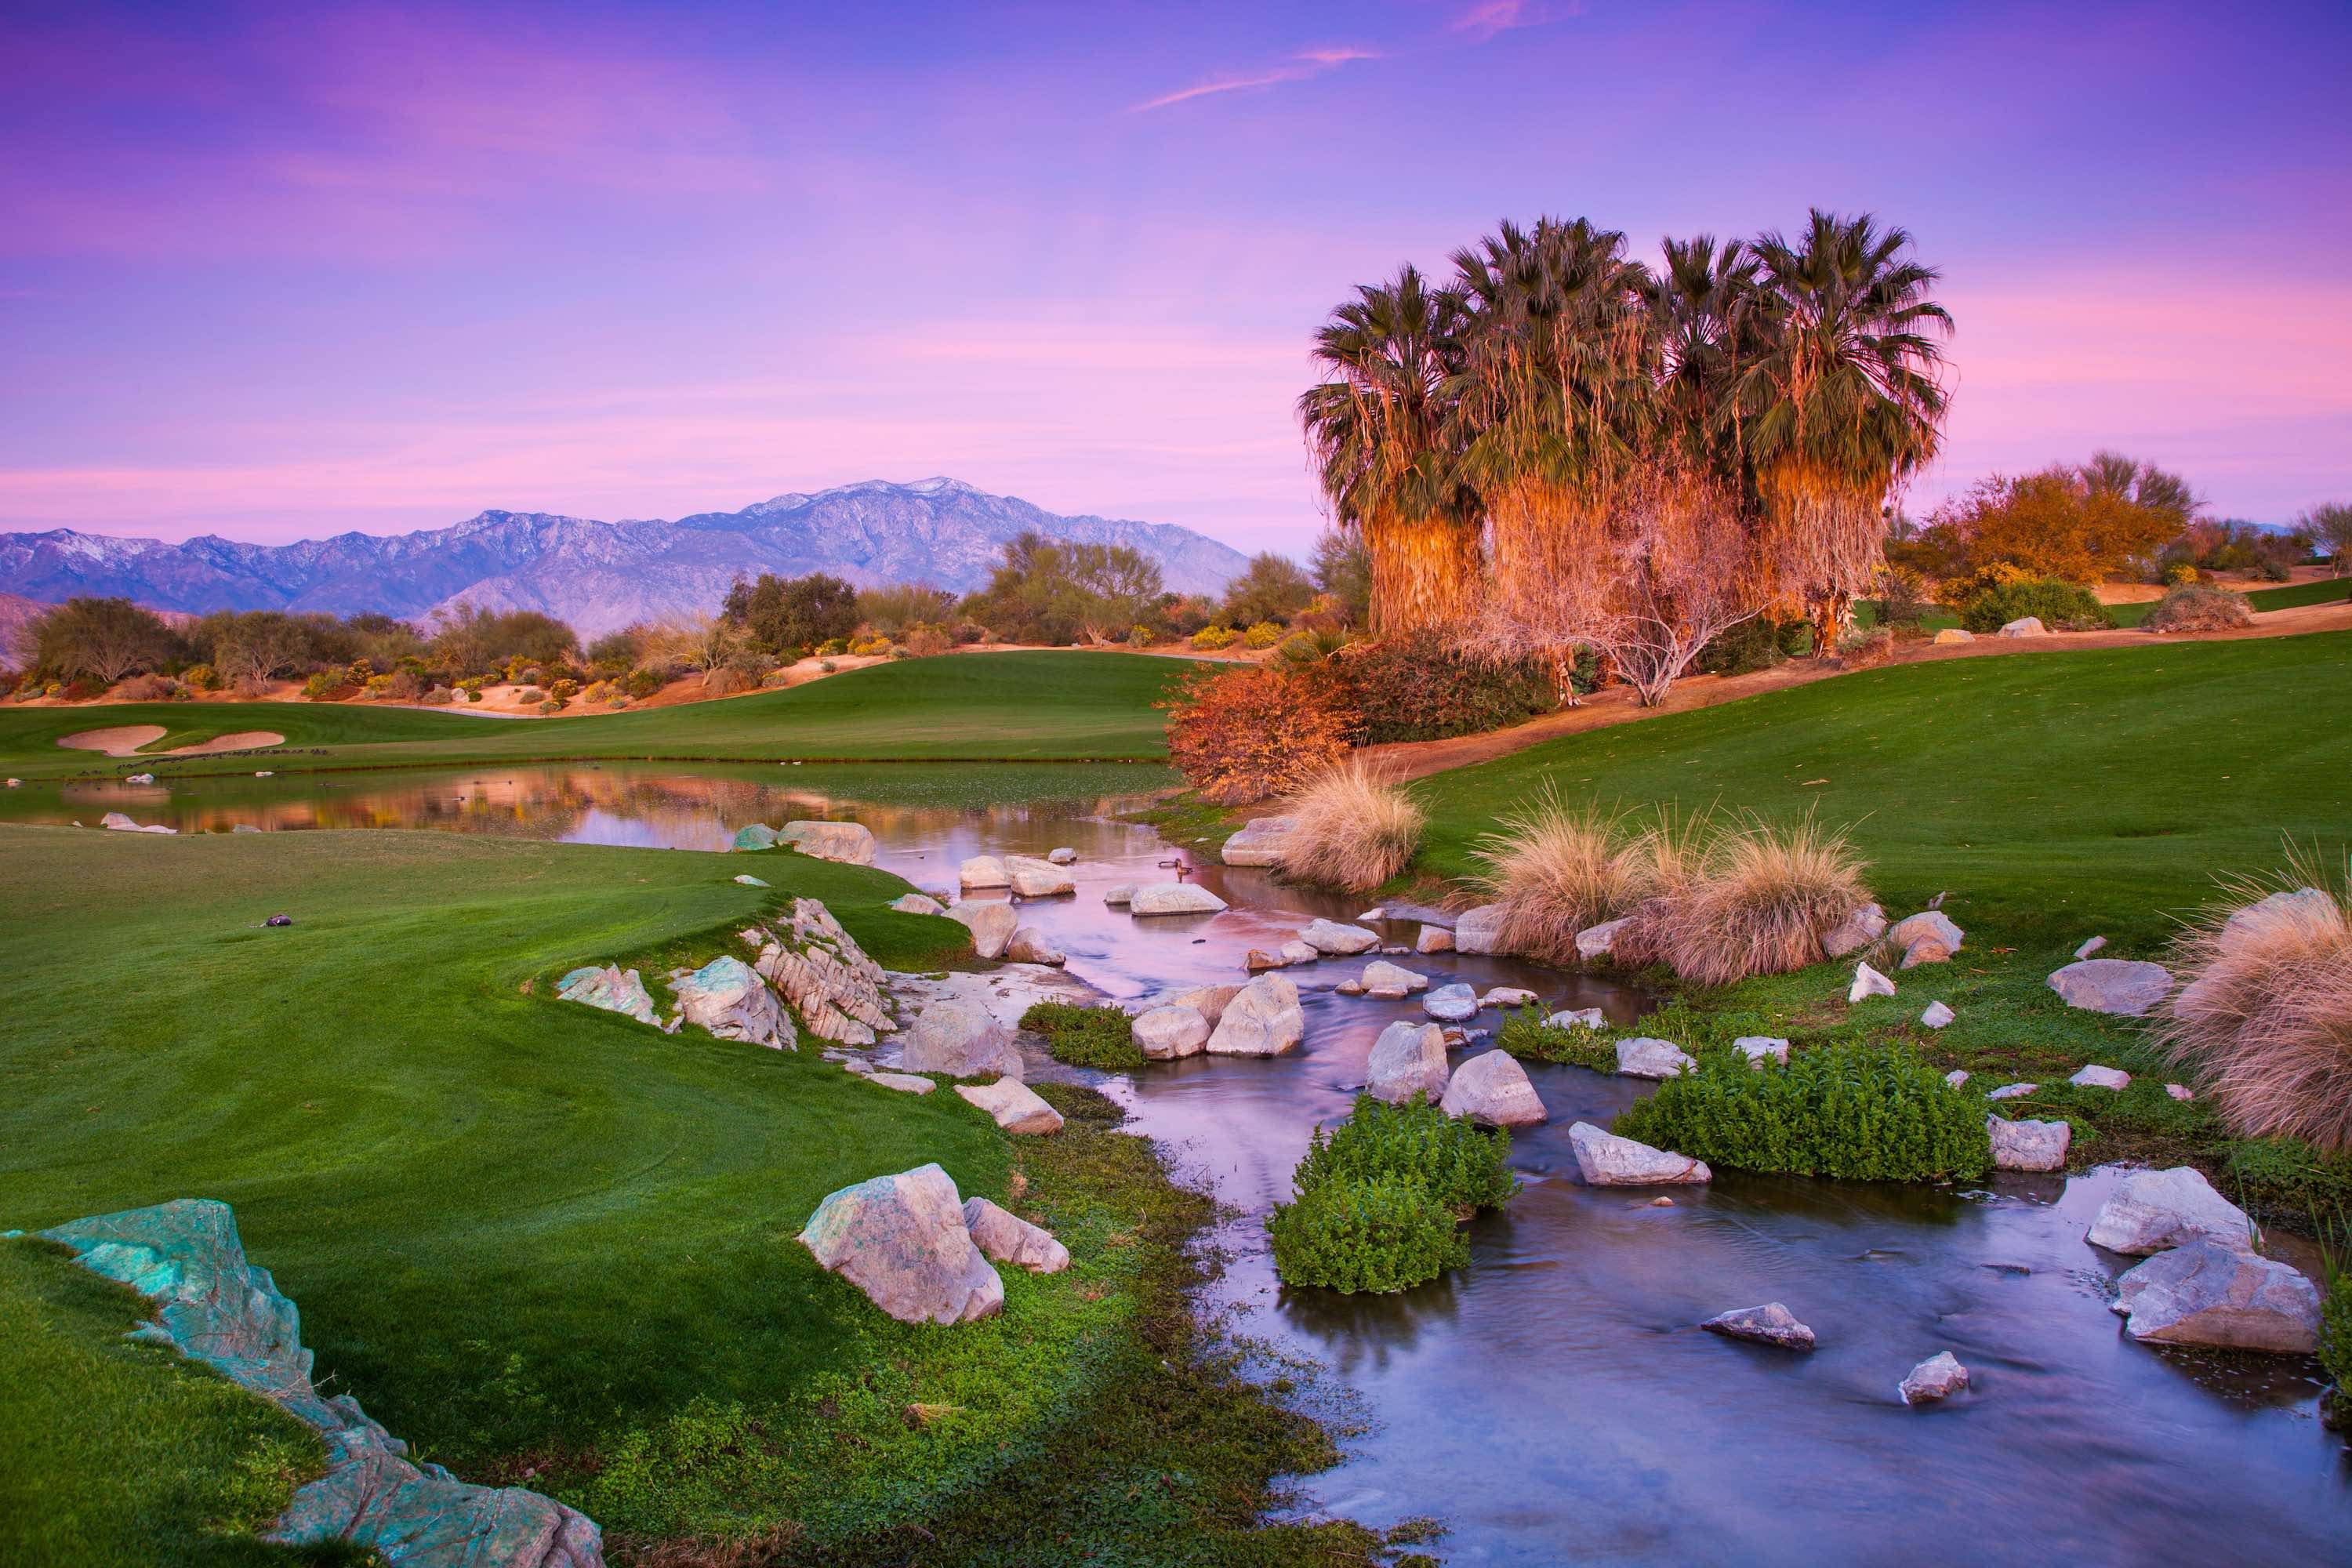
(1270, 760, 1426, 891)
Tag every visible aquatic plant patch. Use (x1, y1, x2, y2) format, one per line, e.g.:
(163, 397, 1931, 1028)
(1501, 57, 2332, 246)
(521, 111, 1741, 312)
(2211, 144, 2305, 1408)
(1020, 1001, 1145, 1071)
(1496, 1007, 1617, 1073)
(1293, 1094, 1519, 1216)
(1266, 1174, 1469, 1296)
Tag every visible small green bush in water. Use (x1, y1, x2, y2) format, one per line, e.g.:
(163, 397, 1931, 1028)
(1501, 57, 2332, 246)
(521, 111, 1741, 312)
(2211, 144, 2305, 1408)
(1019, 1002, 1144, 1071)
(1294, 1094, 1519, 1215)
(1495, 1007, 1616, 1073)
(1613, 1042, 1990, 1181)
(1266, 1174, 1468, 1294)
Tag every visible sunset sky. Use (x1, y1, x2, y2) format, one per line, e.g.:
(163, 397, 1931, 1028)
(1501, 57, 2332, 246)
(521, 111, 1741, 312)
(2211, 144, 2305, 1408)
(3, 0, 2347, 554)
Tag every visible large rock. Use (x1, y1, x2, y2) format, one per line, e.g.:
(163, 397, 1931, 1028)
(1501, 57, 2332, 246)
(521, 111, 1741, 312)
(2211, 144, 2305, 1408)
(1221, 815, 1298, 866)
(1046, 847, 1078, 866)
(1575, 917, 1631, 960)
(750, 898, 895, 1044)
(1890, 910, 1962, 971)
(800, 1163, 1004, 1324)
(1849, 960, 1897, 1002)
(1931, 627, 1975, 645)
(1279, 938, 1319, 965)
(866, 1071, 936, 1095)
(2047, 959, 2171, 1017)
(731, 823, 778, 851)
(962, 1197, 1070, 1272)
(1132, 1004, 1210, 1059)
(669, 956, 794, 1049)
(1822, 902, 1889, 958)
(1422, 982, 1479, 1022)
(779, 819, 877, 865)
(1168, 983, 1240, 1025)
(1452, 904, 1510, 956)
(1734, 1036, 1790, 1067)
(1102, 884, 1137, 906)
(557, 964, 659, 1025)
(1702, 1302, 1814, 1350)
(890, 892, 945, 915)
(2113, 1238, 2319, 1352)
(1364, 1021, 1451, 1105)
(946, 900, 1018, 960)
(900, 997, 1025, 1080)
(1298, 919, 1379, 955)
(1439, 1050, 1548, 1125)
(956, 1077, 1065, 1134)
(1987, 1116, 2071, 1172)
(1481, 987, 1540, 1009)
(1415, 925, 1455, 954)
(1206, 974, 1304, 1056)
(1003, 855, 1076, 897)
(1005, 926, 1066, 966)
(1360, 960, 1431, 998)
(1900, 1352, 1969, 1405)
(958, 855, 1010, 890)
(1998, 615, 2048, 637)
(2087, 1167, 2255, 1255)
(1128, 881, 1227, 916)
(1570, 1121, 1708, 1185)
(1615, 1037, 1696, 1079)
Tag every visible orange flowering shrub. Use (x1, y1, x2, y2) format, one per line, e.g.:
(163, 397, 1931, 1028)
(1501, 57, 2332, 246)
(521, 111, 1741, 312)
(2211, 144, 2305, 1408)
(1161, 666, 1355, 804)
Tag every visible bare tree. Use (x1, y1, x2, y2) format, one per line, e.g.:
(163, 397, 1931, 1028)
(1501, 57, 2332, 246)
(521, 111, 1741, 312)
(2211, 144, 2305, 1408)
(31, 597, 177, 684)
(640, 615, 734, 672)
(2301, 502, 2352, 577)
(1475, 463, 1765, 708)
(212, 611, 312, 688)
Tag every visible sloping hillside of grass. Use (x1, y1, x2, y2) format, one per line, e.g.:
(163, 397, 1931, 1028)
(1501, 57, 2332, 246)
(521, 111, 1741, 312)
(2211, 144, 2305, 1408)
(0, 652, 1195, 780)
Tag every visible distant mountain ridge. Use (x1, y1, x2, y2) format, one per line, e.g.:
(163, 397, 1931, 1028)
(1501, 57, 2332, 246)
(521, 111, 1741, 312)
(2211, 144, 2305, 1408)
(0, 478, 1250, 636)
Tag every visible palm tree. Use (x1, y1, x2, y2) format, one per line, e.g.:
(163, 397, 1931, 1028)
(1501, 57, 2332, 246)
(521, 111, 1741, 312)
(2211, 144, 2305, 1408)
(1650, 233, 1762, 471)
(1734, 210, 1952, 648)
(1299, 267, 1483, 634)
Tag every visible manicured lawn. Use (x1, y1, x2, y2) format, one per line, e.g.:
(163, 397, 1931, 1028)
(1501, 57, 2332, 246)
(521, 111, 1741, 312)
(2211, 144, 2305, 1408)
(0, 652, 1196, 781)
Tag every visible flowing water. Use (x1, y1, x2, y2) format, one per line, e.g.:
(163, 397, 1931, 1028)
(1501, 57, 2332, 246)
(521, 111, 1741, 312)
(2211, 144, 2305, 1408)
(12, 763, 2349, 1562)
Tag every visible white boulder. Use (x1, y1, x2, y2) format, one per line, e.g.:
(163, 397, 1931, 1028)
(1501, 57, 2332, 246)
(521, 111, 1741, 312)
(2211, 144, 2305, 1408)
(1423, 983, 1479, 1022)
(1206, 974, 1304, 1056)
(1221, 815, 1296, 866)
(1998, 615, 2047, 637)
(900, 997, 1024, 1080)
(1480, 987, 1540, 1009)
(956, 1078, 1065, 1135)
(1131, 1005, 1210, 1060)
(1415, 925, 1456, 954)
(1616, 1037, 1697, 1079)
(1128, 882, 1227, 916)
(1102, 884, 1137, 906)
(1987, 1116, 2070, 1172)
(1003, 855, 1076, 897)
(1823, 901, 1888, 958)
(779, 820, 877, 865)
(1734, 1036, 1790, 1067)
(798, 1163, 1003, 1325)
(1899, 1352, 1969, 1405)
(1452, 904, 1510, 955)
(2047, 959, 2171, 1017)
(2113, 1238, 2319, 1352)
(866, 1071, 936, 1095)
(1360, 960, 1430, 998)
(963, 1196, 1070, 1272)
(2087, 1167, 2255, 1255)
(1004, 927, 1066, 966)
(1167, 984, 1240, 1025)
(1921, 1000, 1955, 1029)
(946, 901, 1018, 960)
(1575, 917, 1631, 960)
(1570, 1122, 1709, 1185)
(1439, 1051, 1548, 1126)
(2069, 1063, 2131, 1091)
(1046, 847, 1078, 865)
(890, 892, 945, 915)
(1364, 1021, 1452, 1105)
(1849, 961, 1897, 1002)
(1702, 1303, 1814, 1350)
(1297, 919, 1379, 955)
(958, 855, 1011, 890)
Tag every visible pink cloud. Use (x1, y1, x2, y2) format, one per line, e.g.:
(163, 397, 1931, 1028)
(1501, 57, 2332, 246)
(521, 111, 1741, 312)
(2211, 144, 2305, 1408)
(1131, 47, 1379, 112)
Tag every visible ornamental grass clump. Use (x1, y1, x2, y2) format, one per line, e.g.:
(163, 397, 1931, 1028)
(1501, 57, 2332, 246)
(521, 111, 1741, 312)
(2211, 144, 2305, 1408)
(1276, 759, 1425, 892)
(1268, 1095, 1518, 1293)
(1613, 1042, 1989, 1181)
(1019, 1002, 1145, 1071)
(1663, 815, 1872, 987)
(1473, 791, 1646, 964)
(2153, 850, 2352, 1154)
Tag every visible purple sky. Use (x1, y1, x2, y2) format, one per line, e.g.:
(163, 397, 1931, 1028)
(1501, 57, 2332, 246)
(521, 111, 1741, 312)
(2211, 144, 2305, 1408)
(3, 1, 2347, 555)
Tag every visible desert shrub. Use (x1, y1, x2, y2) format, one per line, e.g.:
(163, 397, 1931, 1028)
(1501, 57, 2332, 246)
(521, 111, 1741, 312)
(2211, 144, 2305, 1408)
(1696, 615, 1789, 677)
(2143, 583, 2252, 633)
(1126, 624, 1152, 649)
(1292, 1094, 1518, 1216)
(624, 669, 663, 699)
(419, 684, 454, 706)
(465, 687, 483, 702)
(2155, 856, 2352, 1153)
(1835, 626, 1896, 668)
(539, 699, 562, 715)
(181, 662, 220, 691)
(1267, 1174, 1468, 1294)
(1472, 791, 1645, 964)
(1019, 1002, 1144, 1071)
(1495, 1007, 1615, 1072)
(1275, 760, 1425, 891)
(547, 678, 579, 704)
(848, 634, 893, 657)
(114, 673, 176, 700)
(365, 669, 424, 701)
(1663, 815, 1873, 987)
(818, 659, 837, 673)
(1308, 631, 1556, 744)
(1614, 1042, 1989, 1181)
(903, 623, 953, 657)
(1191, 625, 1238, 651)
(1241, 620, 1284, 650)
(815, 637, 848, 657)
(1959, 575, 2111, 633)
(1160, 665, 1353, 804)
(701, 666, 753, 697)
(2163, 561, 2200, 586)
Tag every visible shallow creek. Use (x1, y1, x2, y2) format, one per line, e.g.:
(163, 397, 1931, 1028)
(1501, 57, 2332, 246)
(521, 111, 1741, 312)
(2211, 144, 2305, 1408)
(15, 763, 2350, 1562)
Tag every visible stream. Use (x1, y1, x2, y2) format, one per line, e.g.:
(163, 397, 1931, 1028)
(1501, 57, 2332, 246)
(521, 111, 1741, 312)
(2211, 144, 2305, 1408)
(11, 762, 2350, 1563)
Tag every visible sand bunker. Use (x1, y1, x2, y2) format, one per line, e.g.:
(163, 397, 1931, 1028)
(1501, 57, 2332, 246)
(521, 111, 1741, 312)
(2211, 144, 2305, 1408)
(58, 726, 286, 758)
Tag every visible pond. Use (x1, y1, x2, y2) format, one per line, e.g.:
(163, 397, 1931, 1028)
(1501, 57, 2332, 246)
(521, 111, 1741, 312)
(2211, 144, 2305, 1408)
(14, 762, 2348, 1563)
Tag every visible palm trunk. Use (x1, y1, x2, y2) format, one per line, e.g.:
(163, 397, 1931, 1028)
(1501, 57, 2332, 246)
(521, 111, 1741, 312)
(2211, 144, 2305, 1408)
(1367, 513, 1483, 635)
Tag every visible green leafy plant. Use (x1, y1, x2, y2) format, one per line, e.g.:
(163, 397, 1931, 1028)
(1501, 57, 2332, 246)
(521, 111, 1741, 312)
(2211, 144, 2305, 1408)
(1958, 575, 2111, 633)
(1020, 1002, 1144, 1071)
(1613, 1042, 1989, 1181)
(1495, 1007, 1615, 1072)
(1294, 1094, 1518, 1215)
(1266, 1174, 1468, 1294)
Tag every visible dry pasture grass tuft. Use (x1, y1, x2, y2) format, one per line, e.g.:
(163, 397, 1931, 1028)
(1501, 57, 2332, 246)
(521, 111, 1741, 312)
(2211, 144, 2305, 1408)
(1276, 759, 1426, 892)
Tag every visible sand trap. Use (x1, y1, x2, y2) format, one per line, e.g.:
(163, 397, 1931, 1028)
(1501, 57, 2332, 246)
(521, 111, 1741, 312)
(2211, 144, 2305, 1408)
(58, 725, 285, 757)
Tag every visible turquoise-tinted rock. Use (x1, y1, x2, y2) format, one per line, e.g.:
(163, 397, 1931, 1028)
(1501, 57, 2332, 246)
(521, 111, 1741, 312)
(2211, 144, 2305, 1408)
(731, 823, 779, 851)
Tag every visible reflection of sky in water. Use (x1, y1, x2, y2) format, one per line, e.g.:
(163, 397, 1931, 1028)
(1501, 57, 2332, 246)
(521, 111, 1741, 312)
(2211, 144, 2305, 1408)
(7, 761, 2348, 1561)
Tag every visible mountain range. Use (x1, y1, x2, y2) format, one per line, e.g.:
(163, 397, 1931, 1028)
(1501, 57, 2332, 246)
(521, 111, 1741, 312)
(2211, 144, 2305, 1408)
(0, 478, 1251, 636)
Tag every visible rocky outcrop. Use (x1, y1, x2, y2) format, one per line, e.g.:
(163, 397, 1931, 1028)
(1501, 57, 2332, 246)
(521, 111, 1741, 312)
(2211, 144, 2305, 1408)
(958, 855, 1010, 890)
(779, 820, 877, 865)
(1128, 882, 1227, 916)
(1360, 960, 1430, 998)
(1452, 904, 1510, 956)
(1439, 1051, 1548, 1126)
(2087, 1167, 2255, 1255)
(1132, 1004, 1210, 1059)
(1220, 815, 1296, 866)
(1900, 1352, 1969, 1404)
(1702, 1302, 1814, 1350)
(1206, 974, 1304, 1056)
(1570, 1122, 1708, 1185)
(2112, 1238, 2319, 1352)
(900, 997, 1024, 1080)
(39, 1200, 604, 1566)
(1364, 1021, 1450, 1105)
(946, 901, 1018, 960)
(2047, 959, 2171, 1016)
(1823, 902, 1888, 958)
(1004, 927, 1066, 966)
(557, 964, 659, 1026)
(1297, 919, 1379, 955)
(962, 1197, 1070, 1272)
(1003, 855, 1076, 897)
(668, 956, 793, 1049)
(1987, 1116, 2071, 1172)
(1422, 982, 1479, 1022)
(1615, 1037, 1696, 1079)
(748, 898, 895, 1045)
(956, 1078, 1065, 1135)
(799, 1164, 1004, 1325)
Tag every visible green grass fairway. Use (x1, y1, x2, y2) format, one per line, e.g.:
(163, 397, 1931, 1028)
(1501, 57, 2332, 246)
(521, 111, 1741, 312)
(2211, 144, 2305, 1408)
(0, 652, 1194, 781)
(1410, 630, 2352, 949)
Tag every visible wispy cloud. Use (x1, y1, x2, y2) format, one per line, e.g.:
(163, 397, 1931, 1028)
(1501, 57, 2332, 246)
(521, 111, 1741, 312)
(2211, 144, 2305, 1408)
(1131, 47, 1377, 113)
(1453, 2, 1579, 44)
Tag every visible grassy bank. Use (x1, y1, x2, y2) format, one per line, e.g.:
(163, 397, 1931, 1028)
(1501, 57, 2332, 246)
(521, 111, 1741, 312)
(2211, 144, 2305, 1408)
(0, 824, 1382, 1563)
(0, 652, 1193, 781)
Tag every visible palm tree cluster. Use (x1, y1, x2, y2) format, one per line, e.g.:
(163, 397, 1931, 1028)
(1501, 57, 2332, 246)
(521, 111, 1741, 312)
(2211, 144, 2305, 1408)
(1300, 211, 1953, 682)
